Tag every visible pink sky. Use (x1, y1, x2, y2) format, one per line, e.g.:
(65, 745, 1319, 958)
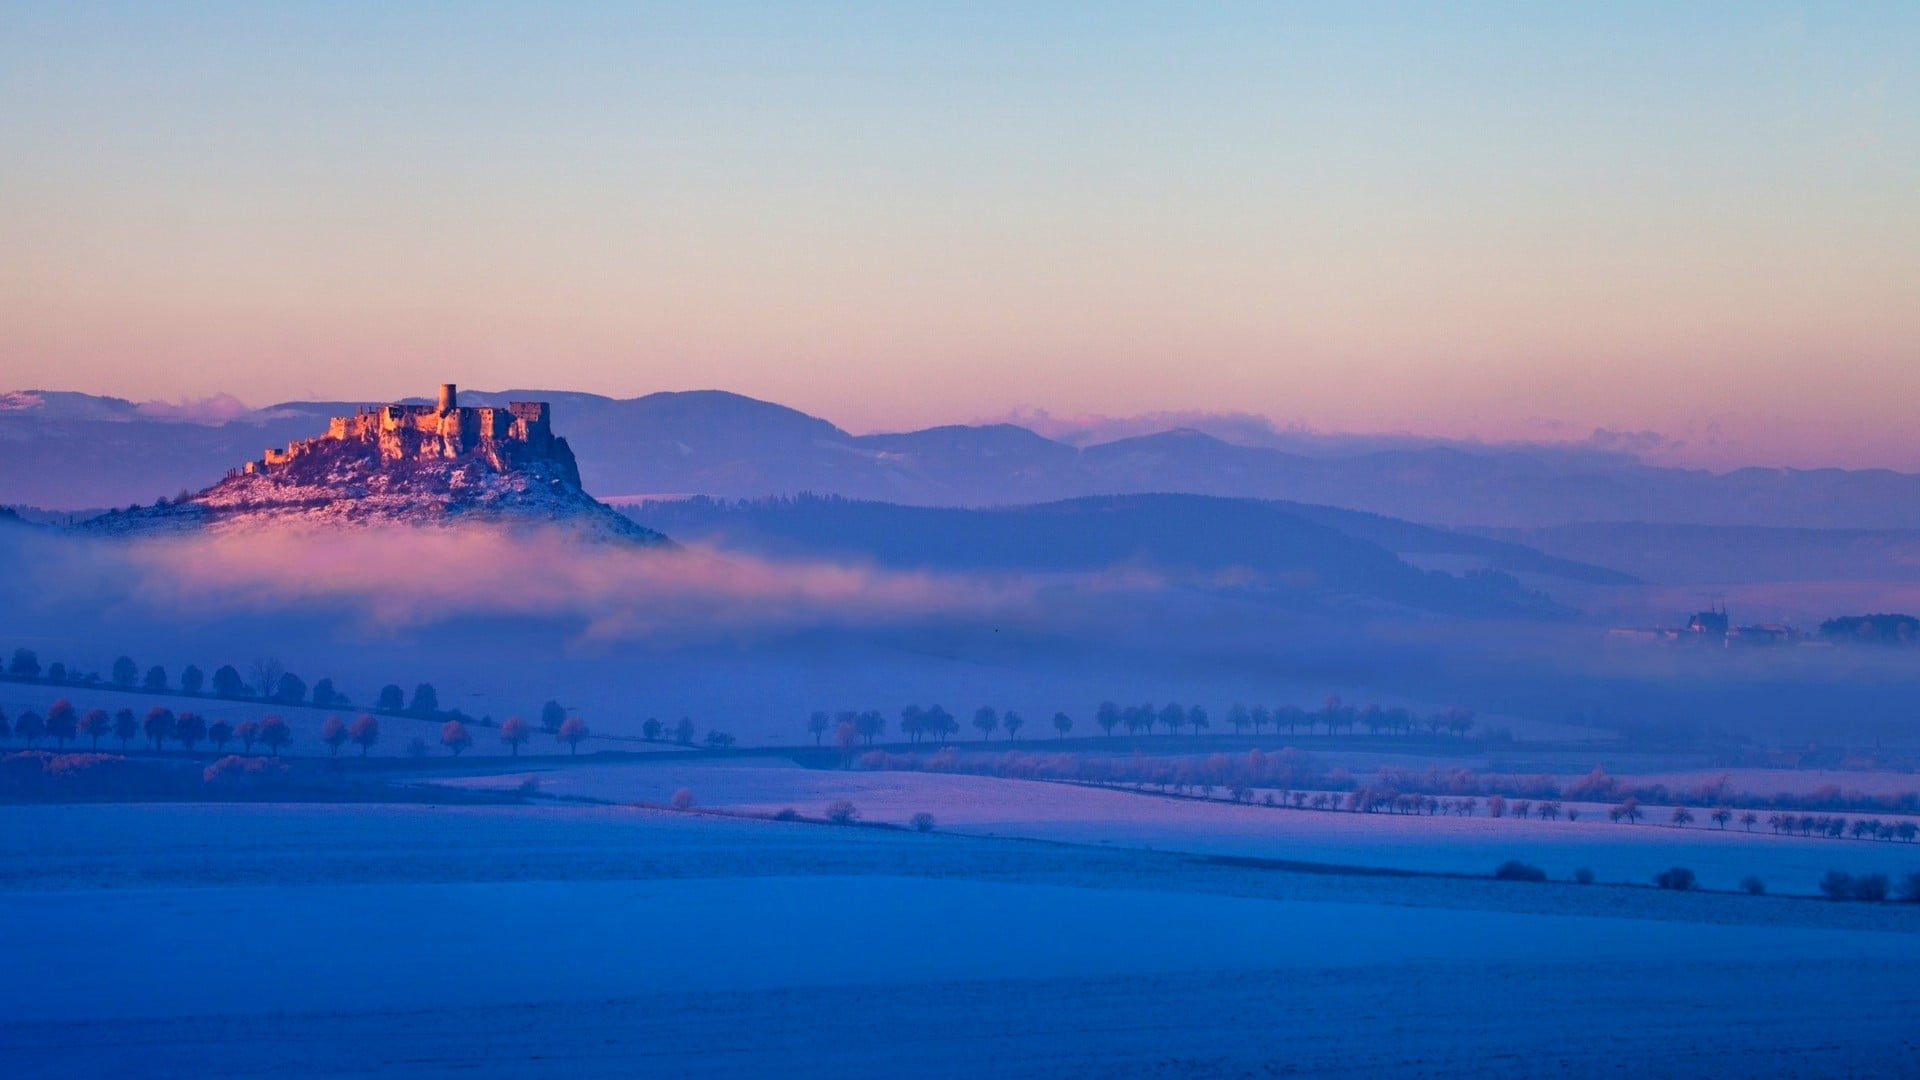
(3, 4, 1916, 471)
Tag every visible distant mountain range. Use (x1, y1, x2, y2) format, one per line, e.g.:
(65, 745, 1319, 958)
(11, 387, 1920, 528)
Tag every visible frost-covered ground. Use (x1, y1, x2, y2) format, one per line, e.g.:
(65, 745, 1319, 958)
(1, 801, 1916, 1078)
(437, 758, 1920, 894)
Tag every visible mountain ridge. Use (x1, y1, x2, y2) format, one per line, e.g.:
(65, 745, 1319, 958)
(12, 387, 1920, 529)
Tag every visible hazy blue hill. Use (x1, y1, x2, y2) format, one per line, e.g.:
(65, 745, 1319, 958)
(15, 386, 1920, 530)
(1478, 521, 1920, 585)
(622, 492, 1585, 618)
(1270, 502, 1637, 586)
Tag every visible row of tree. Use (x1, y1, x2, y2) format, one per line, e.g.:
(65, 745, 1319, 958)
(1818, 869, 1920, 902)
(0, 702, 296, 755)
(847, 748, 1920, 842)
(803, 698, 1476, 747)
(6, 649, 607, 744)
(5, 649, 358, 709)
(0, 701, 600, 758)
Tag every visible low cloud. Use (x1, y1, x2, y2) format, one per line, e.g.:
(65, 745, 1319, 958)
(134, 393, 258, 425)
(119, 526, 1031, 643)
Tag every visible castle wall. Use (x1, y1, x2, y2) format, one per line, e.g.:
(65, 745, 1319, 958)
(252, 387, 559, 473)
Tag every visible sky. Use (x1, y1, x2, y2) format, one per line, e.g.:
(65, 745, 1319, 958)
(1, 2, 1916, 470)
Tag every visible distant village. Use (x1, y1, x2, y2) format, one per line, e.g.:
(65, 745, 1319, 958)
(1610, 607, 1920, 648)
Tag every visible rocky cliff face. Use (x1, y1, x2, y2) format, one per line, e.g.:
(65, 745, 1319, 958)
(78, 402, 666, 544)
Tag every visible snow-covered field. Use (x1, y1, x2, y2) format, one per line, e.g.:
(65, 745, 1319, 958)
(437, 757, 1920, 894)
(2, 800, 1917, 1078)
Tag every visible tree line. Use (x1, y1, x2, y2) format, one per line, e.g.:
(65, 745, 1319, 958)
(849, 747, 1920, 843)
(803, 697, 1477, 747)
(0, 700, 596, 759)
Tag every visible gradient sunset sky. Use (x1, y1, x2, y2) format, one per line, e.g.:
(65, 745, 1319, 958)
(2, 2, 1915, 469)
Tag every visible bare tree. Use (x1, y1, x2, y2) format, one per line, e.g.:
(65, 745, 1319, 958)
(973, 706, 998, 741)
(250, 657, 286, 701)
(807, 710, 830, 745)
(825, 799, 859, 824)
(258, 715, 291, 756)
(1002, 710, 1024, 741)
(142, 707, 174, 751)
(174, 711, 206, 754)
(1671, 806, 1695, 827)
(113, 709, 138, 750)
(78, 708, 111, 750)
(499, 715, 530, 756)
(46, 699, 77, 749)
(911, 811, 936, 832)
(349, 714, 380, 757)
(321, 715, 349, 756)
(557, 715, 589, 754)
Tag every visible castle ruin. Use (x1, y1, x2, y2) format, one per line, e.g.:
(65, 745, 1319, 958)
(244, 384, 559, 475)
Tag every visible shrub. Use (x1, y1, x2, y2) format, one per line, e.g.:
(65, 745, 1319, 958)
(773, 808, 799, 821)
(516, 777, 541, 795)
(1853, 872, 1891, 903)
(1493, 859, 1547, 882)
(825, 799, 860, 824)
(1898, 871, 1920, 904)
(1573, 867, 1595, 885)
(911, 811, 936, 832)
(669, 787, 695, 810)
(1653, 866, 1696, 891)
(1740, 876, 1767, 896)
(1818, 870, 1854, 900)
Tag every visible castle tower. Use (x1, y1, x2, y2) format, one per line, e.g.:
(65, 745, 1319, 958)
(437, 383, 458, 415)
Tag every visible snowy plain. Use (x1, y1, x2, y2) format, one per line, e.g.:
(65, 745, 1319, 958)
(434, 756, 1920, 895)
(2, 800, 1917, 1078)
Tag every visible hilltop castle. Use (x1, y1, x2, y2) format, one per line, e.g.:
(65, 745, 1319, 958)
(246, 384, 558, 475)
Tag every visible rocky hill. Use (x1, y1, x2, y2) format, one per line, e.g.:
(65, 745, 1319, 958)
(75, 387, 666, 543)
